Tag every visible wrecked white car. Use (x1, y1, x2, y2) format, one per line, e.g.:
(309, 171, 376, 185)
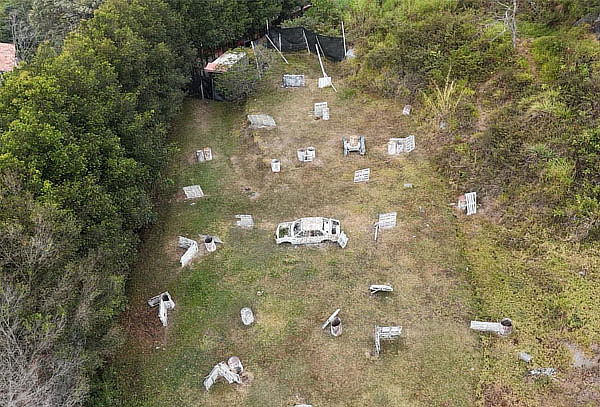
(275, 217, 348, 248)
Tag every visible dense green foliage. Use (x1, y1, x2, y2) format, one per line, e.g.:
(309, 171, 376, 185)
(282, 0, 351, 35)
(0, 1, 304, 406)
(346, 0, 600, 404)
(349, 0, 600, 237)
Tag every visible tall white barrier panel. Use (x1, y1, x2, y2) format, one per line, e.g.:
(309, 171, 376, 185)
(314, 102, 328, 118)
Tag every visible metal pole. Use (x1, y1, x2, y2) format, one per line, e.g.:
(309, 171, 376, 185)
(279, 33, 282, 51)
(250, 41, 261, 79)
(265, 34, 289, 64)
(315, 42, 326, 77)
(302, 29, 310, 54)
(341, 20, 347, 57)
(200, 79, 204, 99)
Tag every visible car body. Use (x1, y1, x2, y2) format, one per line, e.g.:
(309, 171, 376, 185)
(275, 217, 348, 248)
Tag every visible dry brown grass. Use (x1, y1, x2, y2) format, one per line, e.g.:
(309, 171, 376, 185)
(115, 54, 482, 407)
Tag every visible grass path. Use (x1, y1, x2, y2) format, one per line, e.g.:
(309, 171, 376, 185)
(114, 55, 482, 407)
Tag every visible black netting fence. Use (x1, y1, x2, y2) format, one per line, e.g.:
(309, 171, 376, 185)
(265, 27, 345, 62)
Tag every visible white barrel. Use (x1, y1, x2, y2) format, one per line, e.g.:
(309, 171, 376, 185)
(297, 149, 306, 161)
(204, 236, 216, 252)
(322, 107, 330, 120)
(306, 147, 316, 161)
(387, 141, 397, 155)
(271, 159, 281, 173)
(499, 318, 513, 336)
(227, 356, 244, 374)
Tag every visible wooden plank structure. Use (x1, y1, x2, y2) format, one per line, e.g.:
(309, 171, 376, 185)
(178, 236, 199, 267)
(374, 325, 402, 355)
(457, 192, 477, 215)
(369, 284, 393, 294)
(235, 214, 254, 228)
(377, 212, 397, 229)
(314, 102, 328, 118)
(282, 74, 306, 87)
(196, 147, 213, 162)
(297, 147, 316, 162)
(318, 76, 332, 88)
(203, 362, 242, 391)
(387, 136, 415, 155)
(183, 185, 204, 199)
(354, 168, 370, 183)
(147, 292, 175, 327)
(343, 136, 366, 156)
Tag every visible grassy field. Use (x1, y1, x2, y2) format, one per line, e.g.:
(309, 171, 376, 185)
(112, 55, 489, 407)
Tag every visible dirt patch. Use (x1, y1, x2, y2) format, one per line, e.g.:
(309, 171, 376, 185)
(565, 343, 600, 369)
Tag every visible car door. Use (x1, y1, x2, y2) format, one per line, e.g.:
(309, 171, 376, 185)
(307, 230, 324, 244)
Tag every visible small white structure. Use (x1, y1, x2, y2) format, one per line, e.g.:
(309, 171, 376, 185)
(318, 76, 332, 88)
(283, 74, 305, 87)
(196, 147, 213, 162)
(178, 236, 199, 267)
(183, 185, 204, 199)
(271, 159, 281, 173)
(403, 183, 414, 188)
(343, 136, 366, 156)
(402, 105, 412, 116)
(322, 107, 330, 120)
(387, 136, 415, 155)
(297, 147, 316, 162)
(203, 362, 242, 391)
(519, 352, 533, 363)
(322, 309, 341, 329)
(227, 356, 244, 374)
(235, 214, 254, 228)
(314, 102, 328, 118)
(240, 307, 255, 326)
(377, 212, 397, 229)
(338, 231, 348, 248)
(330, 317, 342, 336)
(199, 234, 223, 253)
(374, 326, 402, 355)
(458, 192, 477, 215)
(354, 168, 371, 183)
(470, 318, 513, 336)
(147, 292, 175, 327)
(203, 236, 217, 252)
(370, 284, 393, 294)
(248, 114, 276, 129)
